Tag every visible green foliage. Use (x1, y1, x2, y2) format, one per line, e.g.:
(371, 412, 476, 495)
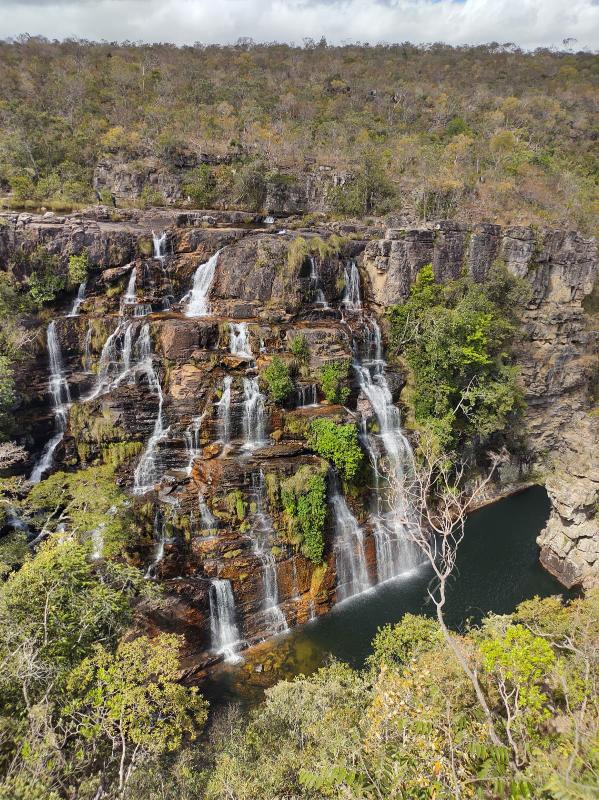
(64, 634, 207, 771)
(328, 151, 397, 216)
(0, 356, 15, 438)
(319, 359, 351, 404)
(67, 251, 88, 287)
(182, 164, 217, 207)
(234, 160, 267, 211)
(289, 334, 310, 365)
(17, 246, 65, 308)
(307, 419, 363, 481)
(261, 356, 294, 404)
(138, 185, 166, 208)
(388, 262, 529, 451)
(368, 613, 443, 671)
(281, 466, 327, 563)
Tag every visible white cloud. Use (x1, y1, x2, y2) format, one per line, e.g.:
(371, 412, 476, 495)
(0, 0, 598, 50)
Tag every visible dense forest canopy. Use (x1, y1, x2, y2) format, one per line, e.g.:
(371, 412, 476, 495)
(0, 37, 597, 232)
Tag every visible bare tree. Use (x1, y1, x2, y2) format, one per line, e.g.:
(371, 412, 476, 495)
(396, 436, 505, 748)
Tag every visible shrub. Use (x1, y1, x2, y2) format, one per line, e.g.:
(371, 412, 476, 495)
(289, 334, 310, 365)
(182, 164, 217, 207)
(20, 246, 65, 308)
(262, 357, 294, 404)
(234, 160, 267, 211)
(307, 419, 363, 481)
(138, 185, 166, 208)
(68, 252, 88, 287)
(368, 614, 442, 671)
(319, 360, 351, 404)
(281, 466, 327, 563)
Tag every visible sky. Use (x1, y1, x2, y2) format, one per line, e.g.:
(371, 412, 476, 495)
(0, 0, 598, 50)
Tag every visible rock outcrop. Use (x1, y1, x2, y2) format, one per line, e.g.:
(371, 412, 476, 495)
(1, 208, 597, 672)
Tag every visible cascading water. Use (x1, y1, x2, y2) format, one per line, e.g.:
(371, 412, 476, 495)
(330, 474, 371, 602)
(86, 320, 135, 399)
(122, 267, 137, 305)
(152, 230, 167, 263)
(242, 377, 266, 449)
(184, 413, 205, 475)
(341, 260, 362, 312)
(209, 579, 243, 662)
(68, 281, 87, 317)
(309, 256, 329, 308)
(198, 493, 219, 531)
(133, 325, 170, 495)
(249, 471, 288, 636)
(353, 319, 421, 582)
(29, 321, 72, 484)
(229, 322, 252, 358)
(295, 383, 318, 408)
(184, 251, 219, 317)
(145, 508, 166, 578)
(216, 376, 233, 443)
(83, 322, 93, 372)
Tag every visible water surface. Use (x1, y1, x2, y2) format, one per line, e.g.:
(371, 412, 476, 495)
(204, 486, 565, 707)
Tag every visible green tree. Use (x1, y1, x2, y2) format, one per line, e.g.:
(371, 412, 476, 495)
(64, 634, 208, 794)
(319, 360, 351, 404)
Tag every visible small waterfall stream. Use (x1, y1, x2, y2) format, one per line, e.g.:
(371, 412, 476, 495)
(184, 413, 205, 475)
(249, 471, 288, 636)
(330, 475, 371, 602)
(229, 322, 252, 358)
(184, 251, 219, 317)
(341, 260, 362, 312)
(133, 325, 170, 495)
(152, 230, 167, 263)
(295, 383, 318, 408)
(122, 267, 137, 306)
(68, 281, 87, 317)
(90, 524, 105, 560)
(145, 508, 167, 578)
(309, 256, 329, 308)
(29, 321, 72, 484)
(216, 376, 233, 443)
(209, 579, 243, 662)
(242, 377, 266, 449)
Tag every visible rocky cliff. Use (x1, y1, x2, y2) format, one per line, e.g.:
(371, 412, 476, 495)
(1, 207, 597, 670)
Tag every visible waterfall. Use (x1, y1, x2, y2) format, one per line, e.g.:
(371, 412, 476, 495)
(152, 230, 167, 263)
(86, 320, 135, 399)
(83, 322, 93, 372)
(242, 377, 266, 449)
(68, 281, 87, 317)
(133, 325, 170, 495)
(209, 579, 243, 662)
(184, 251, 219, 317)
(330, 475, 371, 602)
(341, 261, 361, 312)
(309, 256, 329, 308)
(216, 376, 233, 443)
(184, 413, 205, 475)
(354, 319, 421, 582)
(133, 303, 152, 317)
(249, 471, 288, 636)
(199, 493, 218, 531)
(29, 321, 72, 484)
(145, 509, 166, 578)
(229, 322, 252, 358)
(122, 267, 136, 305)
(296, 383, 318, 408)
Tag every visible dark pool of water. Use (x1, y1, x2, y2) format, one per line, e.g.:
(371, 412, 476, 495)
(204, 486, 567, 707)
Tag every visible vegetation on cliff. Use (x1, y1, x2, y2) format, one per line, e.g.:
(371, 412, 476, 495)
(0, 40, 597, 233)
(388, 261, 530, 453)
(281, 464, 328, 563)
(307, 419, 363, 481)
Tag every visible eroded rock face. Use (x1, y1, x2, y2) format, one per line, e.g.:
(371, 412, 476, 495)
(538, 414, 599, 589)
(2, 208, 598, 670)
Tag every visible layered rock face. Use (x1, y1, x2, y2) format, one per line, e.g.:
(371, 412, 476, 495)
(1, 209, 597, 670)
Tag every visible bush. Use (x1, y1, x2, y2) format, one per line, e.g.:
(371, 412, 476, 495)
(368, 614, 442, 671)
(307, 419, 363, 481)
(182, 164, 217, 207)
(281, 466, 327, 563)
(319, 360, 351, 404)
(139, 185, 166, 208)
(20, 246, 65, 307)
(234, 160, 267, 211)
(68, 252, 88, 286)
(289, 334, 310, 365)
(261, 357, 294, 403)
